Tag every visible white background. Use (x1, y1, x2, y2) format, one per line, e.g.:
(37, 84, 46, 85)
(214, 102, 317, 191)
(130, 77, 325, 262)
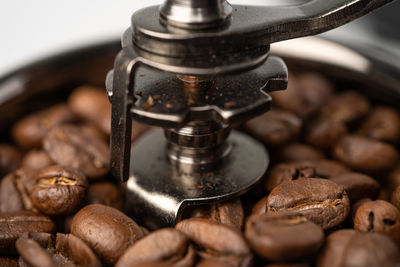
(0, 0, 272, 76)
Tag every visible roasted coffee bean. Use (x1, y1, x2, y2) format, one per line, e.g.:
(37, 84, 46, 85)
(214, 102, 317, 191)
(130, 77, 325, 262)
(87, 181, 124, 210)
(0, 168, 36, 213)
(22, 149, 54, 171)
(116, 228, 195, 267)
(306, 120, 347, 150)
(317, 229, 400, 267)
(176, 218, 252, 267)
(80, 123, 108, 142)
(357, 106, 400, 143)
(11, 104, 76, 149)
(277, 143, 325, 162)
(189, 199, 244, 229)
(0, 144, 22, 178)
(16, 232, 101, 267)
(267, 178, 350, 230)
(0, 211, 55, 255)
(68, 86, 149, 140)
(265, 162, 316, 192)
(245, 108, 302, 147)
(333, 135, 399, 173)
(350, 198, 372, 221)
(319, 91, 370, 124)
(71, 204, 145, 265)
(329, 172, 380, 203)
(270, 72, 333, 118)
(0, 257, 18, 267)
(29, 165, 88, 216)
(252, 195, 268, 215)
(311, 159, 350, 178)
(245, 212, 324, 261)
(68, 86, 111, 135)
(43, 124, 109, 179)
(353, 200, 400, 244)
(391, 185, 400, 209)
(387, 166, 400, 193)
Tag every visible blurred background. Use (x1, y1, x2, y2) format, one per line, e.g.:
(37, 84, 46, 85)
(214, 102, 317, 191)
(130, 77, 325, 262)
(1, 0, 399, 76)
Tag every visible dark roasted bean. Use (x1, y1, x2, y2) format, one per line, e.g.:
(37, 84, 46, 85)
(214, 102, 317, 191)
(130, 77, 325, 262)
(71, 204, 145, 265)
(317, 229, 400, 267)
(43, 124, 109, 179)
(319, 91, 370, 124)
(267, 178, 350, 230)
(357, 106, 400, 143)
(270, 72, 333, 119)
(329, 172, 380, 203)
(277, 143, 325, 162)
(252, 195, 268, 215)
(0, 211, 55, 255)
(29, 165, 88, 216)
(22, 149, 54, 171)
(176, 218, 252, 267)
(391, 185, 400, 209)
(245, 212, 324, 261)
(87, 181, 124, 210)
(11, 104, 76, 149)
(306, 120, 347, 150)
(189, 198, 244, 229)
(265, 162, 316, 192)
(0, 144, 22, 178)
(311, 159, 350, 178)
(245, 108, 302, 147)
(333, 135, 399, 174)
(0, 168, 36, 213)
(353, 200, 400, 244)
(116, 228, 195, 267)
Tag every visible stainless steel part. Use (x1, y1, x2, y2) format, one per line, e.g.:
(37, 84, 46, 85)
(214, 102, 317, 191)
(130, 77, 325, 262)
(106, 0, 393, 228)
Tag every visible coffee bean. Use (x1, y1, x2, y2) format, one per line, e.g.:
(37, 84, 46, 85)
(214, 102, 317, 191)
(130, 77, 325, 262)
(277, 143, 325, 162)
(270, 72, 333, 118)
(29, 165, 88, 216)
(71, 204, 145, 265)
(22, 149, 54, 171)
(391, 185, 400, 209)
(0, 168, 36, 213)
(245, 212, 324, 261)
(267, 178, 350, 229)
(87, 181, 124, 210)
(319, 91, 370, 124)
(43, 124, 109, 179)
(329, 172, 380, 203)
(68, 86, 111, 135)
(245, 108, 302, 147)
(0, 257, 18, 267)
(251, 195, 268, 215)
(333, 135, 399, 173)
(0, 144, 22, 178)
(11, 104, 76, 149)
(0, 211, 55, 255)
(306, 120, 347, 150)
(116, 228, 195, 267)
(189, 199, 244, 229)
(16, 232, 101, 267)
(387, 166, 400, 193)
(317, 229, 400, 267)
(265, 162, 316, 192)
(68, 86, 149, 140)
(310, 159, 350, 178)
(350, 198, 372, 221)
(353, 200, 400, 244)
(176, 218, 252, 267)
(357, 106, 400, 143)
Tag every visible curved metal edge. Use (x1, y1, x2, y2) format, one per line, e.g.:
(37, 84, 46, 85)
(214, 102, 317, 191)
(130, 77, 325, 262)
(131, 0, 393, 58)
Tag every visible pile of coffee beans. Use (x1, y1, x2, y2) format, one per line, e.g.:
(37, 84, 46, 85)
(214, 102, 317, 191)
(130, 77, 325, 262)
(1, 70, 400, 266)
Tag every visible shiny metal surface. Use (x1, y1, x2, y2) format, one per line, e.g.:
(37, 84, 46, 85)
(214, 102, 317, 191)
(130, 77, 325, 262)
(159, 0, 232, 29)
(106, 0, 393, 227)
(125, 129, 269, 229)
